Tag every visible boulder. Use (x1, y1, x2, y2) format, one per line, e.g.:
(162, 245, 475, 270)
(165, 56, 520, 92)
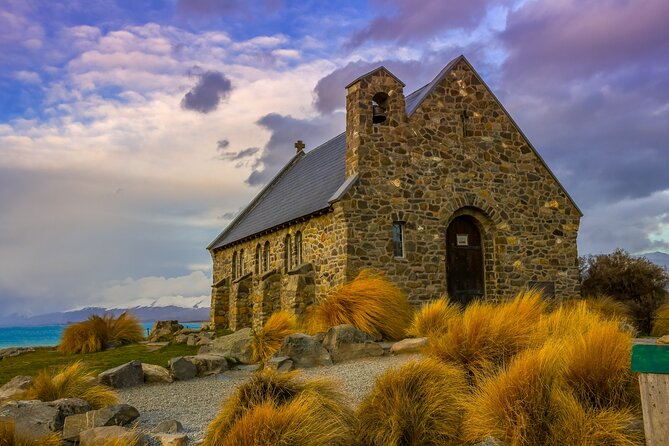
(148, 320, 183, 342)
(79, 425, 147, 446)
(62, 403, 139, 441)
(265, 356, 294, 372)
(98, 360, 144, 388)
(169, 357, 197, 381)
(199, 327, 253, 363)
(390, 337, 428, 355)
(0, 375, 33, 401)
(187, 354, 229, 376)
(156, 432, 188, 446)
(197, 336, 212, 346)
(275, 333, 333, 368)
(173, 333, 189, 344)
(322, 324, 383, 362)
(142, 363, 173, 384)
(657, 335, 669, 345)
(153, 419, 184, 433)
(0, 398, 89, 439)
(186, 334, 199, 346)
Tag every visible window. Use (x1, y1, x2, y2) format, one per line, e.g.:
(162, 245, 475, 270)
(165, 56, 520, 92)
(392, 222, 404, 258)
(239, 249, 244, 277)
(284, 234, 292, 271)
(294, 231, 302, 266)
(232, 251, 237, 280)
(255, 244, 261, 275)
(263, 241, 270, 272)
(372, 92, 388, 125)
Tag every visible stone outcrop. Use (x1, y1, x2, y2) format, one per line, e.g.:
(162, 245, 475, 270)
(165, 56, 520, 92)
(321, 324, 383, 362)
(148, 320, 183, 342)
(274, 333, 332, 368)
(62, 403, 139, 441)
(0, 398, 90, 439)
(187, 354, 229, 376)
(390, 337, 428, 354)
(98, 360, 144, 388)
(0, 375, 33, 401)
(199, 327, 253, 363)
(153, 419, 184, 433)
(169, 357, 197, 381)
(142, 363, 173, 384)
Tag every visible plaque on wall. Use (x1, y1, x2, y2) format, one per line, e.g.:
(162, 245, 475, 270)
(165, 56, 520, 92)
(456, 234, 469, 246)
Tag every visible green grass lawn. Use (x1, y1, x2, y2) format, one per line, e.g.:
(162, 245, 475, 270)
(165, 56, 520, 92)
(0, 343, 199, 386)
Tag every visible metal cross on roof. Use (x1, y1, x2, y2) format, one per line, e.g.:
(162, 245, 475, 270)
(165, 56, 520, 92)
(295, 140, 305, 153)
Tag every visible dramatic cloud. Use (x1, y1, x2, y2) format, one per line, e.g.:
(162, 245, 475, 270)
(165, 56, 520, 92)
(181, 70, 233, 113)
(217, 146, 260, 161)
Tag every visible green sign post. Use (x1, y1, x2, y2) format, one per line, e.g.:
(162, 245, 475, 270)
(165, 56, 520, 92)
(631, 343, 669, 446)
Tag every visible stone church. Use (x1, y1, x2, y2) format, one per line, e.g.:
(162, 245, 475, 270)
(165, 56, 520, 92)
(208, 55, 581, 331)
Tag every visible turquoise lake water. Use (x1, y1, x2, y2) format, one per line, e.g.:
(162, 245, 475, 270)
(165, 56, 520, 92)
(0, 322, 203, 349)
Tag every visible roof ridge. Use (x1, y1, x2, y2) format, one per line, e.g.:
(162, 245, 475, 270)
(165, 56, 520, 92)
(406, 54, 464, 116)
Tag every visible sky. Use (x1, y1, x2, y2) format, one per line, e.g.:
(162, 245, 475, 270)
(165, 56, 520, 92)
(0, 0, 668, 316)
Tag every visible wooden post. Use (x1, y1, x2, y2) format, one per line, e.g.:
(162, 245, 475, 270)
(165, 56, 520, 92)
(631, 344, 669, 446)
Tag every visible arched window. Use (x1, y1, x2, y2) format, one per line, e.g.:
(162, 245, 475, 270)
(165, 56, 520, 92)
(294, 231, 302, 266)
(372, 92, 388, 125)
(255, 244, 261, 275)
(263, 241, 270, 272)
(284, 234, 292, 271)
(239, 249, 244, 277)
(231, 251, 237, 280)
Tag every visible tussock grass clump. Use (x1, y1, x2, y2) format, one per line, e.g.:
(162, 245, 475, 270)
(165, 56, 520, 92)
(563, 322, 636, 410)
(407, 296, 460, 338)
(0, 418, 61, 446)
(21, 361, 118, 409)
(427, 289, 546, 380)
(202, 370, 353, 446)
(533, 301, 605, 342)
(85, 433, 144, 446)
(59, 311, 143, 355)
(580, 295, 632, 322)
(356, 358, 469, 446)
(651, 301, 669, 336)
(307, 269, 412, 340)
(251, 311, 298, 362)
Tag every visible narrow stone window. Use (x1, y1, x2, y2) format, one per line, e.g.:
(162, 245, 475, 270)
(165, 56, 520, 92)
(232, 251, 237, 280)
(255, 244, 261, 275)
(392, 222, 405, 258)
(263, 241, 270, 272)
(284, 234, 292, 271)
(372, 92, 388, 125)
(239, 249, 244, 277)
(294, 231, 303, 266)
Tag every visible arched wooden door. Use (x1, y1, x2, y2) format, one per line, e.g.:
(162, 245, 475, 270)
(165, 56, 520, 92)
(446, 215, 484, 305)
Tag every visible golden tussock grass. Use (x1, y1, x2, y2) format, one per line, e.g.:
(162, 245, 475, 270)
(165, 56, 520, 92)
(407, 296, 460, 338)
(85, 433, 143, 446)
(426, 289, 547, 380)
(562, 321, 636, 410)
(251, 311, 298, 363)
(58, 311, 143, 355)
(21, 361, 118, 409)
(651, 301, 669, 336)
(307, 269, 412, 340)
(579, 295, 632, 322)
(533, 300, 606, 342)
(202, 370, 353, 446)
(356, 358, 469, 446)
(0, 419, 61, 446)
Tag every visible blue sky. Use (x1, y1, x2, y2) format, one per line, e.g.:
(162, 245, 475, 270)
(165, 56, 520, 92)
(1, 0, 668, 316)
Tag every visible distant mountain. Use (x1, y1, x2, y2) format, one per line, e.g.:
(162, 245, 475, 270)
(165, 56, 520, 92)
(0, 305, 210, 328)
(641, 251, 669, 270)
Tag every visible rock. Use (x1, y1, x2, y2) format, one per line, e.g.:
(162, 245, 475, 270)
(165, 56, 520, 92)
(379, 342, 394, 355)
(0, 375, 33, 401)
(50, 398, 92, 429)
(196, 336, 212, 346)
(173, 333, 189, 344)
(62, 403, 139, 441)
(0, 346, 56, 361)
(390, 337, 428, 354)
(275, 333, 333, 368)
(265, 356, 294, 372)
(186, 334, 199, 346)
(79, 425, 147, 446)
(0, 398, 88, 439)
(235, 364, 262, 372)
(199, 327, 253, 363)
(169, 357, 197, 381)
(474, 437, 507, 446)
(142, 363, 173, 384)
(657, 335, 669, 345)
(187, 354, 229, 376)
(98, 360, 144, 388)
(148, 320, 183, 342)
(322, 324, 383, 362)
(156, 432, 188, 446)
(153, 419, 184, 433)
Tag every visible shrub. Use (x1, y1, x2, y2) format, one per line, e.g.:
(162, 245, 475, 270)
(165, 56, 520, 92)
(21, 361, 118, 409)
(562, 321, 636, 410)
(307, 269, 412, 340)
(219, 391, 354, 446)
(581, 249, 669, 334)
(202, 370, 353, 446)
(407, 296, 460, 338)
(356, 358, 468, 446)
(427, 289, 546, 381)
(0, 418, 61, 446)
(59, 311, 143, 355)
(251, 311, 298, 362)
(651, 301, 669, 336)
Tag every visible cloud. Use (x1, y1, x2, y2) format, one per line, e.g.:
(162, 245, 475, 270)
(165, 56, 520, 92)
(246, 112, 345, 186)
(181, 69, 233, 113)
(217, 145, 260, 161)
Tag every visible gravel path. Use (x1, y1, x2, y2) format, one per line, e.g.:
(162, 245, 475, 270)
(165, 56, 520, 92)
(119, 353, 422, 442)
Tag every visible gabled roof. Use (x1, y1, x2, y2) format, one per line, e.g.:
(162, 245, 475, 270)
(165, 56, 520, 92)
(209, 55, 582, 250)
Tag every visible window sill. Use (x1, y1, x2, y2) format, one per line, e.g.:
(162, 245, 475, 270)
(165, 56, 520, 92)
(233, 272, 253, 284)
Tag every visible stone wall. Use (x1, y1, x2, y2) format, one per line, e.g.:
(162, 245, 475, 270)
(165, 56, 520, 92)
(340, 59, 581, 304)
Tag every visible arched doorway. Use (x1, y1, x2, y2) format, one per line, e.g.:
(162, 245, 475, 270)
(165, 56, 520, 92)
(446, 215, 485, 305)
